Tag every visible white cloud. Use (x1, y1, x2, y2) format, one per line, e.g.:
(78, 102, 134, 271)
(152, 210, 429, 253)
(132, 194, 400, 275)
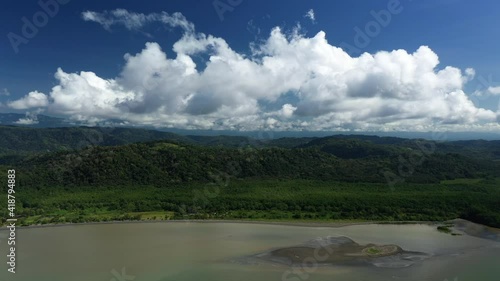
(465, 68, 475, 78)
(81, 9, 194, 33)
(14, 117, 38, 125)
(279, 104, 297, 118)
(49, 68, 136, 117)
(8, 91, 49, 109)
(305, 9, 316, 23)
(13, 110, 43, 125)
(488, 86, 500, 95)
(1, 88, 9, 96)
(15, 10, 500, 132)
(472, 85, 500, 97)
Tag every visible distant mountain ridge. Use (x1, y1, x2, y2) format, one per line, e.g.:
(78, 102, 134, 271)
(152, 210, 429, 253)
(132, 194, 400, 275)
(2, 113, 500, 140)
(2, 125, 500, 160)
(0, 113, 69, 127)
(0, 125, 498, 188)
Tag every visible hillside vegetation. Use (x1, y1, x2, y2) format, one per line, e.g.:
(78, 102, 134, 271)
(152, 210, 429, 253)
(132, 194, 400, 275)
(1, 126, 499, 227)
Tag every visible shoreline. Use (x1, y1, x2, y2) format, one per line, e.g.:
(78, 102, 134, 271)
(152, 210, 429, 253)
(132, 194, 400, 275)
(2, 218, 498, 242)
(0, 218, 451, 230)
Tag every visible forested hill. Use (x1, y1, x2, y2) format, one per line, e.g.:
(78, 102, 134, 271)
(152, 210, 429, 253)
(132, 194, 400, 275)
(2, 125, 500, 157)
(0, 126, 191, 155)
(13, 138, 495, 188)
(2, 126, 500, 228)
(1, 126, 500, 188)
(0, 125, 280, 158)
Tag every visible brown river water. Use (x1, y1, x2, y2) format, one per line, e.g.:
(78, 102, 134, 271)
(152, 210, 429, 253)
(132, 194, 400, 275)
(0, 222, 499, 281)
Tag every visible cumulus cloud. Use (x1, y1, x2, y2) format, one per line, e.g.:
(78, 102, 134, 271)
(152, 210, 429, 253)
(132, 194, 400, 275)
(12, 9, 500, 132)
(305, 9, 316, 23)
(279, 104, 297, 118)
(8, 91, 49, 109)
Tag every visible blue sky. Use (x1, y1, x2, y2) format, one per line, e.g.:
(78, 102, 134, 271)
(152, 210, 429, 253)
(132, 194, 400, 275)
(1, 0, 500, 131)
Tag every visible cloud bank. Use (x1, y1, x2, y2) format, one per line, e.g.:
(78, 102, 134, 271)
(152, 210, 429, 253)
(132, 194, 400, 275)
(8, 9, 500, 131)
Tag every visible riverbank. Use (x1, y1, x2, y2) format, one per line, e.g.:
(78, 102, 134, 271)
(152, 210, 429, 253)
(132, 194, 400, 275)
(0, 218, 438, 229)
(3, 218, 498, 243)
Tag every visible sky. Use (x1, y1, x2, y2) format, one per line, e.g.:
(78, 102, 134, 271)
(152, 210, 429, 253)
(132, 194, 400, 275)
(1, 0, 500, 132)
